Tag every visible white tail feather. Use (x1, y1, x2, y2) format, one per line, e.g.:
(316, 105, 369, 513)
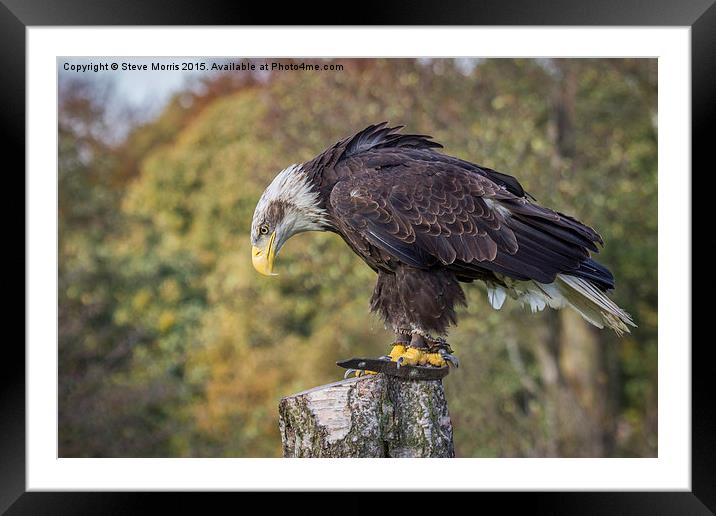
(488, 274, 637, 335)
(487, 285, 507, 310)
(555, 275, 636, 335)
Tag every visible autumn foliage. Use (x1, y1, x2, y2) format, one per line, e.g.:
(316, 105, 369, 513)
(59, 59, 657, 457)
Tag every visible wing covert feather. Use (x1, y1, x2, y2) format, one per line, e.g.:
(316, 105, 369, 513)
(330, 165, 517, 267)
(328, 153, 603, 284)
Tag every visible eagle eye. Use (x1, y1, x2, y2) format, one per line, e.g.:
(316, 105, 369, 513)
(259, 224, 270, 235)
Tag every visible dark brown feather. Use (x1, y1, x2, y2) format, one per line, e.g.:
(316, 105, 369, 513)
(307, 124, 615, 335)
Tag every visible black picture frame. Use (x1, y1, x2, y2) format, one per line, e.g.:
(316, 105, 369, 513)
(5, 0, 708, 512)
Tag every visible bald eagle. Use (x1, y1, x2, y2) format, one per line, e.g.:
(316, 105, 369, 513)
(251, 123, 635, 369)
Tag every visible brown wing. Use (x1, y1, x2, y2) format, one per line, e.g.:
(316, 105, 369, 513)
(329, 154, 603, 285)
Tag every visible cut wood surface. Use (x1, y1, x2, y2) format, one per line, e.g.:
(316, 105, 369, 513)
(278, 374, 454, 457)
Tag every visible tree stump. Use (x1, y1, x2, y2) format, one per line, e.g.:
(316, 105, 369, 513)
(278, 374, 454, 457)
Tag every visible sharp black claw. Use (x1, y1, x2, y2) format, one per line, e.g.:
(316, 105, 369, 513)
(344, 368, 360, 379)
(439, 349, 460, 368)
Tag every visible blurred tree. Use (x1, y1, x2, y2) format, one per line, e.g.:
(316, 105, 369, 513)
(58, 78, 180, 456)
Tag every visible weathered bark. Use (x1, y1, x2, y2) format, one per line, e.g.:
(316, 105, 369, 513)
(278, 374, 454, 457)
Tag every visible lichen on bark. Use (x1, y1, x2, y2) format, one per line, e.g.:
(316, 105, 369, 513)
(279, 374, 454, 458)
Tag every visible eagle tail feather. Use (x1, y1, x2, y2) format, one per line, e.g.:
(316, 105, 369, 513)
(495, 275, 636, 335)
(553, 274, 636, 335)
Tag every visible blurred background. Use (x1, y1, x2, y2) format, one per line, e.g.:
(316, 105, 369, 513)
(58, 58, 657, 458)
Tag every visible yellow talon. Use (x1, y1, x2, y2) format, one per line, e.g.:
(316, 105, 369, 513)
(386, 343, 452, 368)
(391, 347, 449, 368)
(399, 347, 422, 366)
(426, 352, 447, 367)
(388, 344, 406, 361)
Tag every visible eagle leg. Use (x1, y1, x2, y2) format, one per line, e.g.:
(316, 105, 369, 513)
(428, 337, 459, 368)
(393, 333, 458, 369)
(344, 332, 457, 377)
(384, 331, 410, 362)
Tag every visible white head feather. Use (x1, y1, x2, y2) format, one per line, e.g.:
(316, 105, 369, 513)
(251, 164, 330, 248)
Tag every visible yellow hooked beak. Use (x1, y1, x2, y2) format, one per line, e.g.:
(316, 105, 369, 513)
(252, 231, 278, 276)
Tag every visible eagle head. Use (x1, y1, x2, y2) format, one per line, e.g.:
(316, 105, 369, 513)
(251, 164, 329, 276)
